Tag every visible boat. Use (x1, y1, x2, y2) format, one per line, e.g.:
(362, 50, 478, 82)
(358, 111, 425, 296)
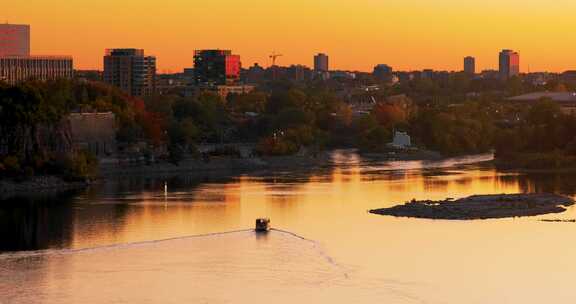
(255, 218, 270, 232)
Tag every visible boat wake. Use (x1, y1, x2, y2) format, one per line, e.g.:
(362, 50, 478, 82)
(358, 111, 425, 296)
(271, 228, 350, 279)
(0, 228, 348, 281)
(0, 229, 254, 261)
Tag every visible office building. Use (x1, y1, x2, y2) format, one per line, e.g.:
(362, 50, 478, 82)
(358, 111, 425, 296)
(0, 23, 72, 84)
(103, 49, 156, 96)
(499, 49, 520, 79)
(0, 56, 73, 85)
(464, 56, 475, 75)
(314, 53, 329, 72)
(0, 24, 30, 57)
(194, 50, 241, 85)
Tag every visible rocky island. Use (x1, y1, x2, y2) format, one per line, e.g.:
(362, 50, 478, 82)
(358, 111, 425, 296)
(370, 194, 575, 220)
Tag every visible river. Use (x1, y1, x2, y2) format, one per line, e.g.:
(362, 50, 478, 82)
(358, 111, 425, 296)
(2, 151, 576, 303)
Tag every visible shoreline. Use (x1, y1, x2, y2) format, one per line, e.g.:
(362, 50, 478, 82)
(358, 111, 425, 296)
(98, 154, 333, 177)
(0, 151, 490, 199)
(0, 176, 90, 200)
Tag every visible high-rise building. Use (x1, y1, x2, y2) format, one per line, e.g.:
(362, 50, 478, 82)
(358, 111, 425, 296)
(0, 24, 30, 57)
(194, 50, 241, 86)
(103, 49, 156, 97)
(314, 53, 329, 72)
(464, 56, 475, 75)
(499, 49, 520, 79)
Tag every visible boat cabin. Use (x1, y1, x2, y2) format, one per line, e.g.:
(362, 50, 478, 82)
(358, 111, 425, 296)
(255, 218, 270, 232)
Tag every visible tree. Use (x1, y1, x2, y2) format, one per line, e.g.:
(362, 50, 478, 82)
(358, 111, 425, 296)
(372, 103, 407, 129)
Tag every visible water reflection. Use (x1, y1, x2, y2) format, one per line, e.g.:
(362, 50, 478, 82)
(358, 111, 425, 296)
(2, 152, 576, 253)
(5, 153, 576, 303)
(0, 192, 78, 251)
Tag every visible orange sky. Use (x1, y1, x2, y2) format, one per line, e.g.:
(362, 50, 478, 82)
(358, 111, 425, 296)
(3, 0, 576, 73)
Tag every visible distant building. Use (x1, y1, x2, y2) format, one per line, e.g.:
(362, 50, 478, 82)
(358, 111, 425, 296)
(499, 49, 520, 80)
(244, 63, 265, 84)
(287, 65, 312, 82)
(194, 50, 241, 86)
(464, 56, 475, 75)
(74, 70, 103, 82)
(373, 64, 393, 80)
(508, 92, 576, 114)
(215, 85, 255, 99)
(480, 69, 499, 80)
(331, 70, 356, 80)
(156, 73, 188, 95)
(0, 24, 73, 84)
(561, 71, 576, 86)
(0, 24, 30, 57)
(0, 56, 73, 85)
(314, 53, 329, 72)
(388, 131, 412, 149)
(67, 111, 117, 157)
(103, 49, 156, 97)
(421, 69, 434, 79)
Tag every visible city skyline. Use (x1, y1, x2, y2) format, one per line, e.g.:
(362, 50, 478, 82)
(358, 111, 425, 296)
(4, 0, 576, 73)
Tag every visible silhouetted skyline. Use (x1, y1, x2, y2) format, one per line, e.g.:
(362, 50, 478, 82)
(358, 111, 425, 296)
(4, 1, 576, 72)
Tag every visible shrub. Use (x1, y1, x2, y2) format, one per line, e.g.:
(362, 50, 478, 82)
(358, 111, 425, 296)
(3, 156, 21, 174)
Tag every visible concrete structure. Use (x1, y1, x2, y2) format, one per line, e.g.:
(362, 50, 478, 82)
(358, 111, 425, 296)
(499, 49, 520, 79)
(0, 23, 73, 84)
(464, 56, 475, 75)
(67, 111, 117, 157)
(0, 56, 73, 84)
(388, 131, 412, 149)
(314, 53, 329, 72)
(194, 50, 241, 85)
(103, 49, 156, 97)
(508, 92, 576, 114)
(0, 24, 30, 57)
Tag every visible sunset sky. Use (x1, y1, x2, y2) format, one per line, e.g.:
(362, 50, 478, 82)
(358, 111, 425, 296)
(4, 0, 576, 73)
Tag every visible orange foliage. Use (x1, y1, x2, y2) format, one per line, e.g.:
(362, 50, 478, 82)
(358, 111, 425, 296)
(371, 103, 407, 128)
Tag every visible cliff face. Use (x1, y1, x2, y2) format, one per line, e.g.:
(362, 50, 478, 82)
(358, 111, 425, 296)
(0, 121, 74, 159)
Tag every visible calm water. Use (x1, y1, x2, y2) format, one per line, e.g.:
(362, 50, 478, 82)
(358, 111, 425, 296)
(2, 151, 576, 303)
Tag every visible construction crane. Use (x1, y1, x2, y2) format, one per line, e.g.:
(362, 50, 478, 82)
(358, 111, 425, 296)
(269, 52, 283, 66)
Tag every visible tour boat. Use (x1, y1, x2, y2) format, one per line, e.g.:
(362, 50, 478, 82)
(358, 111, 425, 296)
(255, 218, 271, 232)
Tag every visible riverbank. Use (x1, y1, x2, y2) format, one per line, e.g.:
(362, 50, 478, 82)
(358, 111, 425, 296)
(0, 150, 477, 198)
(99, 154, 333, 177)
(359, 149, 443, 161)
(100, 148, 451, 177)
(370, 194, 575, 220)
(0, 176, 90, 199)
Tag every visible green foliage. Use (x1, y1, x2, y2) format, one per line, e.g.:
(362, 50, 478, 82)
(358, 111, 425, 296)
(494, 99, 576, 169)
(410, 101, 496, 154)
(360, 126, 392, 152)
